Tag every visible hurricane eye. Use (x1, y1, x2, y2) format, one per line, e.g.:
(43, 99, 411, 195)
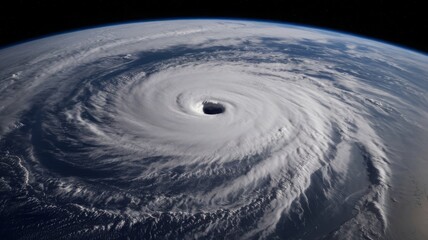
(202, 101, 225, 115)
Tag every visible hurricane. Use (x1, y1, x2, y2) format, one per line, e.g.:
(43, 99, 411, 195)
(1, 20, 427, 240)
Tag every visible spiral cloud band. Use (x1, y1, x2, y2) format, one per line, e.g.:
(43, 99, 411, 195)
(1, 20, 427, 239)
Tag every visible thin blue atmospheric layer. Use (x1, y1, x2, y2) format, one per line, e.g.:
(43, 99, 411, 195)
(1, 17, 427, 56)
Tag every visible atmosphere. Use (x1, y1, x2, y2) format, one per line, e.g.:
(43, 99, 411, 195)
(0, 1, 426, 53)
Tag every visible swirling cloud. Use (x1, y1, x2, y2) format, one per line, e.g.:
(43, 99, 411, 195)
(0, 20, 427, 239)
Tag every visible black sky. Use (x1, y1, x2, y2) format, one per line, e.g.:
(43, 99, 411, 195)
(1, 0, 426, 53)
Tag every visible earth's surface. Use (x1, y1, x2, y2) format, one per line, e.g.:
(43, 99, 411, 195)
(0, 19, 427, 240)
